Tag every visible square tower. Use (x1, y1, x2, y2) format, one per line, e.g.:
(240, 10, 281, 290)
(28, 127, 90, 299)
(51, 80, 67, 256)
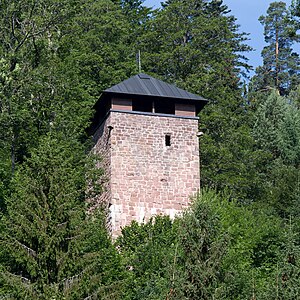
(90, 74, 208, 236)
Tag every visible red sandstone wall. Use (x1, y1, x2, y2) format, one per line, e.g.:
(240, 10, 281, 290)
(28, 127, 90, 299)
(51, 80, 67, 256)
(91, 118, 112, 227)
(94, 111, 200, 236)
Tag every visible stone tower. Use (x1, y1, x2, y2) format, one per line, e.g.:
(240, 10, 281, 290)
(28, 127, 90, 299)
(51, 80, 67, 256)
(90, 73, 208, 236)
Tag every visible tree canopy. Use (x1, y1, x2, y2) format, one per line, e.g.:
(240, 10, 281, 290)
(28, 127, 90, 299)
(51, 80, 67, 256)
(1, 0, 300, 298)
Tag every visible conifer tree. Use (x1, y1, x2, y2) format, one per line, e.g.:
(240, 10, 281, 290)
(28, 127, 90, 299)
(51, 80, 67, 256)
(171, 190, 227, 300)
(135, 0, 258, 202)
(253, 1, 300, 96)
(253, 91, 287, 158)
(290, 0, 300, 37)
(0, 134, 126, 299)
(253, 90, 300, 168)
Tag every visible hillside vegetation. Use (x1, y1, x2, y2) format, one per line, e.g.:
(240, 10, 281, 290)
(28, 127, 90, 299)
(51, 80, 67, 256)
(1, 0, 300, 298)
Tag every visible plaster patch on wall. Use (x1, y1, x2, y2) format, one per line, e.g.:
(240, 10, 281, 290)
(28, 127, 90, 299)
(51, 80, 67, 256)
(109, 204, 122, 228)
(138, 206, 145, 223)
(166, 208, 178, 220)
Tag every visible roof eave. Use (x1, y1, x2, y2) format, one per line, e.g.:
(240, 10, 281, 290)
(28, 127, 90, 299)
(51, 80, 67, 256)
(101, 90, 209, 103)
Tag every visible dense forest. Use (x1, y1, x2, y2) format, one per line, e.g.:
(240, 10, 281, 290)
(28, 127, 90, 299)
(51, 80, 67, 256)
(1, 0, 300, 298)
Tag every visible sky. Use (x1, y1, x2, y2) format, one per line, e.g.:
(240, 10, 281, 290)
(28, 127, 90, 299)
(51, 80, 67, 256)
(143, 0, 294, 75)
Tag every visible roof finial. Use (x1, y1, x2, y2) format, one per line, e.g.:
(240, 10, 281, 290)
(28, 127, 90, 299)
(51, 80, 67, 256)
(137, 50, 141, 73)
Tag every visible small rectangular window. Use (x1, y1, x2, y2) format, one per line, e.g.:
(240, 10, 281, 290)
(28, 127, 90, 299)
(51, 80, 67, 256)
(165, 134, 171, 146)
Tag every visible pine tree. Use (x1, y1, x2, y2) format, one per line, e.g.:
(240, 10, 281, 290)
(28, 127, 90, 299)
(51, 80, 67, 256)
(139, 0, 251, 90)
(253, 1, 300, 96)
(0, 134, 126, 299)
(290, 0, 300, 37)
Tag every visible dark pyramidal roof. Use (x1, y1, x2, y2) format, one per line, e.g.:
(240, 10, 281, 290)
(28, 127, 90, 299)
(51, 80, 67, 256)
(103, 73, 208, 102)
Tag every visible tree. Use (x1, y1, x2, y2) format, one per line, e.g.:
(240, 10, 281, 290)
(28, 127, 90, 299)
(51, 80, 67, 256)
(117, 216, 179, 300)
(252, 91, 300, 218)
(171, 190, 227, 300)
(135, 0, 259, 202)
(253, 90, 300, 166)
(0, 134, 126, 299)
(253, 91, 287, 159)
(0, 0, 87, 177)
(289, 0, 300, 38)
(59, 0, 137, 94)
(139, 0, 251, 89)
(0, 0, 136, 213)
(291, 0, 300, 17)
(117, 0, 153, 28)
(253, 2, 300, 96)
(261, 219, 300, 299)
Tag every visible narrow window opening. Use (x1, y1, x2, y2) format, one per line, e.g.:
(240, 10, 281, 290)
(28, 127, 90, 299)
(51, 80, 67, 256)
(165, 134, 171, 146)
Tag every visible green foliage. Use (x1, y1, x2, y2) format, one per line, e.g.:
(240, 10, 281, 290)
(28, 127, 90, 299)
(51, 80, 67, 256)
(1, 0, 300, 298)
(117, 191, 229, 300)
(59, 0, 137, 94)
(0, 134, 125, 299)
(291, 0, 300, 17)
(253, 91, 288, 159)
(261, 219, 300, 299)
(252, 1, 300, 96)
(139, 0, 251, 89)
(252, 91, 300, 218)
(0, 0, 137, 176)
(117, 190, 288, 300)
(117, 216, 178, 300)
(171, 190, 227, 300)
(214, 199, 283, 299)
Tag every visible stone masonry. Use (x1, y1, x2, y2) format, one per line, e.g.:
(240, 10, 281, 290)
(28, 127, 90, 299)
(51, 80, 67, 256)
(93, 110, 200, 236)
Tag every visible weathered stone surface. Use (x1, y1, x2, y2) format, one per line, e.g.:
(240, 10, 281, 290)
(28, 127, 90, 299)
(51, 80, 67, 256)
(93, 111, 200, 236)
